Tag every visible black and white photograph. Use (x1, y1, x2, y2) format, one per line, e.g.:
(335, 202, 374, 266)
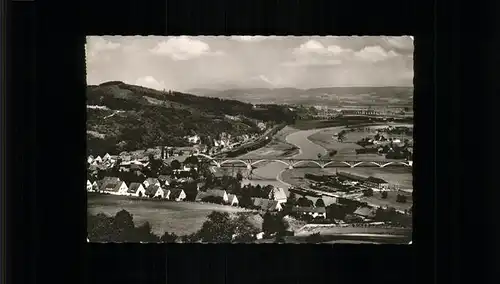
(86, 36, 414, 244)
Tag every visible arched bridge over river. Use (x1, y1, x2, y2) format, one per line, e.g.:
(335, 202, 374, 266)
(193, 153, 413, 170)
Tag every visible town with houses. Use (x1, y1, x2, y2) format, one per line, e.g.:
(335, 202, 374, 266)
(86, 35, 414, 244)
(87, 123, 413, 243)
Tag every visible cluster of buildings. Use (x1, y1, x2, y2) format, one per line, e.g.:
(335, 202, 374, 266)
(307, 171, 398, 193)
(184, 131, 261, 154)
(86, 171, 293, 212)
(340, 107, 412, 117)
(87, 176, 188, 201)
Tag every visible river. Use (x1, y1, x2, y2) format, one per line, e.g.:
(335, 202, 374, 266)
(238, 124, 413, 201)
(240, 126, 344, 191)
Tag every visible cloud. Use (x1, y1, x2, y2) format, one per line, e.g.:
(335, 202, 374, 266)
(354, 46, 398, 62)
(85, 37, 121, 62)
(385, 36, 414, 51)
(289, 39, 406, 66)
(293, 40, 353, 56)
(149, 36, 223, 60)
(283, 40, 351, 67)
(230, 36, 266, 42)
(135, 76, 166, 90)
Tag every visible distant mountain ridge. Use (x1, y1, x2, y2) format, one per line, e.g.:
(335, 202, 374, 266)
(188, 86, 414, 107)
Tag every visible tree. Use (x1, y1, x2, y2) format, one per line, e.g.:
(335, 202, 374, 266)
(297, 196, 313, 207)
(239, 193, 254, 208)
(262, 212, 275, 236)
(197, 211, 235, 243)
(114, 210, 135, 231)
(232, 214, 259, 243)
(87, 213, 116, 242)
(189, 168, 199, 179)
(183, 182, 199, 201)
(287, 192, 297, 206)
(315, 198, 326, 207)
(134, 222, 160, 242)
(184, 155, 199, 166)
(160, 232, 178, 243)
(317, 153, 322, 159)
(363, 188, 374, 197)
(262, 212, 289, 237)
(170, 159, 181, 170)
(180, 232, 201, 243)
(381, 191, 388, 199)
(236, 170, 243, 182)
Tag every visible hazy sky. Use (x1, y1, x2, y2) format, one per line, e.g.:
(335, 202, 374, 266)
(86, 36, 414, 91)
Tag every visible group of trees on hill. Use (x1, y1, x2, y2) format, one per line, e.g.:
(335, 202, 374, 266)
(86, 83, 297, 156)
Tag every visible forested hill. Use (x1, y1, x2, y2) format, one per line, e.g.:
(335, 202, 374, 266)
(86, 81, 296, 156)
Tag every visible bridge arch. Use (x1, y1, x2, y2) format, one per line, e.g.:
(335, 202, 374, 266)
(380, 161, 411, 168)
(219, 159, 250, 167)
(322, 161, 353, 168)
(391, 161, 411, 167)
(250, 159, 290, 167)
(292, 160, 323, 168)
(350, 161, 366, 168)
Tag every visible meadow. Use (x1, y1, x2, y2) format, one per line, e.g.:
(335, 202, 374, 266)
(87, 193, 251, 236)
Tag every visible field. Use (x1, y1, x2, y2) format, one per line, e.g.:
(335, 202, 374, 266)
(87, 193, 251, 236)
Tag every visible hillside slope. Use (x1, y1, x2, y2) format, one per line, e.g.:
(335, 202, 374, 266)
(86, 81, 296, 156)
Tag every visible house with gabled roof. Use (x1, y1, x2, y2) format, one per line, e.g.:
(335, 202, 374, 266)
(353, 206, 377, 219)
(99, 177, 120, 192)
(206, 189, 229, 203)
(195, 191, 210, 202)
(143, 178, 161, 188)
(158, 175, 172, 186)
(170, 189, 186, 201)
(102, 181, 128, 195)
(251, 198, 282, 211)
(87, 155, 94, 164)
(93, 156, 103, 164)
(267, 187, 288, 204)
(86, 180, 93, 192)
(227, 194, 239, 206)
(92, 181, 99, 191)
(145, 184, 164, 199)
(103, 153, 112, 161)
(127, 182, 146, 197)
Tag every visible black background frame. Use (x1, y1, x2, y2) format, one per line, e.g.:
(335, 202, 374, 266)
(6, 0, 498, 284)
